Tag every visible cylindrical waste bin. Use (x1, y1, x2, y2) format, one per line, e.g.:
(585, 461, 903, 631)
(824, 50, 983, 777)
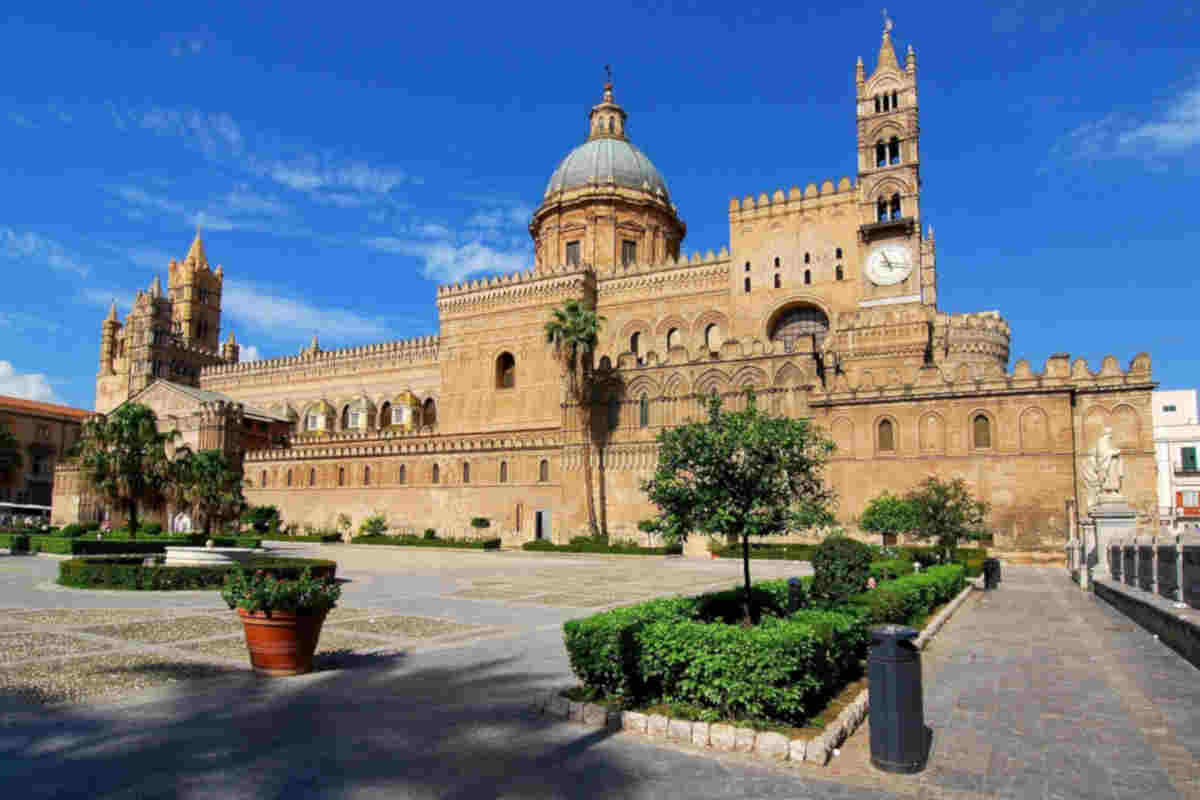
(868, 624, 926, 774)
(983, 558, 1001, 589)
(787, 577, 805, 613)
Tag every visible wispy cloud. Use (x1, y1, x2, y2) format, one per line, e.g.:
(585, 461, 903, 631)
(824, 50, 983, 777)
(134, 108, 244, 158)
(0, 228, 88, 277)
(222, 279, 392, 343)
(110, 184, 294, 236)
(0, 361, 62, 404)
(1057, 76, 1200, 164)
(239, 344, 262, 362)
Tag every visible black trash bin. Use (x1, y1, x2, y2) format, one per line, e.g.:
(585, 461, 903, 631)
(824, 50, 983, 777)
(869, 624, 926, 774)
(787, 577, 805, 613)
(983, 558, 1001, 589)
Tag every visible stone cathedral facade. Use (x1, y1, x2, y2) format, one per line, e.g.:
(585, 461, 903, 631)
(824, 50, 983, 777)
(55, 25, 1157, 552)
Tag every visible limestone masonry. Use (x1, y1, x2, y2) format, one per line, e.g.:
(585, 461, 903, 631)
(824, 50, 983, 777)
(53, 24, 1157, 551)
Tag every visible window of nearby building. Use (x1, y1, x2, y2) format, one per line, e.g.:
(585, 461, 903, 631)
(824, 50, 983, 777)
(705, 323, 721, 354)
(539, 459, 549, 482)
(630, 332, 641, 362)
(1183, 447, 1198, 472)
(874, 95, 881, 113)
(380, 402, 392, 427)
(878, 419, 895, 452)
(1164, 404, 1177, 412)
(804, 269, 811, 285)
(836, 247, 843, 259)
(496, 352, 516, 389)
(499, 461, 508, 483)
(891, 90, 898, 108)
(621, 240, 637, 266)
(287, 469, 293, 487)
(432, 464, 440, 484)
(639, 395, 649, 428)
(565, 241, 580, 266)
(261, 470, 267, 488)
(744, 277, 751, 292)
(804, 252, 811, 264)
(774, 257, 780, 268)
(1181, 490, 1200, 507)
(875, 142, 886, 168)
(973, 414, 992, 449)
(877, 197, 888, 222)
(888, 137, 900, 165)
(744, 261, 750, 272)
(309, 468, 316, 487)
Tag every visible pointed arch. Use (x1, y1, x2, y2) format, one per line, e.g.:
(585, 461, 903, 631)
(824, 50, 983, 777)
(918, 411, 945, 454)
(773, 361, 807, 387)
(694, 368, 730, 398)
(1111, 404, 1140, 450)
(875, 415, 898, 454)
(1019, 406, 1049, 452)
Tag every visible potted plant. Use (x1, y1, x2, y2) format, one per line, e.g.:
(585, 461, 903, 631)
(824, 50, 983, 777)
(221, 567, 341, 676)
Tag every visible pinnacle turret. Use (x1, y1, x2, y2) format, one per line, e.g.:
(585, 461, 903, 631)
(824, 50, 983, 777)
(186, 229, 207, 267)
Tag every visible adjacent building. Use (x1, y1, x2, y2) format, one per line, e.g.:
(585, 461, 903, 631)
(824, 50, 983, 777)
(0, 395, 89, 507)
(53, 22, 1159, 552)
(1152, 389, 1200, 531)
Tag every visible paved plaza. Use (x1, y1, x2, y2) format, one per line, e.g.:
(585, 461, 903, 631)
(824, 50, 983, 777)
(0, 547, 1197, 798)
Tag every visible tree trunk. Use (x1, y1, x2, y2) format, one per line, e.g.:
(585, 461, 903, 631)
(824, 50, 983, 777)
(741, 535, 758, 625)
(580, 421, 600, 538)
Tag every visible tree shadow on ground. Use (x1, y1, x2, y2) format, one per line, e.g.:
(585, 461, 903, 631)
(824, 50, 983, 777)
(0, 652, 643, 799)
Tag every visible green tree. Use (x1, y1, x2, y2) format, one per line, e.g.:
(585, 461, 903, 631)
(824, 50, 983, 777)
(171, 449, 247, 537)
(905, 476, 989, 561)
(641, 392, 837, 624)
(544, 298, 607, 538)
(76, 403, 177, 534)
(858, 491, 919, 542)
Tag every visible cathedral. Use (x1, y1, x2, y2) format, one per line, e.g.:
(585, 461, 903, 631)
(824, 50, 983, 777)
(54, 24, 1157, 552)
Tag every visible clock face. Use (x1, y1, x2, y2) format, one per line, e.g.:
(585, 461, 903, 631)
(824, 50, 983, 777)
(865, 243, 913, 286)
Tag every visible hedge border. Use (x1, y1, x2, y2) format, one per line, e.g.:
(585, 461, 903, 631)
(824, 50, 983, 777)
(710, 543, 988, 577)
(352, 535, 502, 550)
(1, 534, 262, 556)
(57, 556, 337, 590)
(522, 540, 683, 556)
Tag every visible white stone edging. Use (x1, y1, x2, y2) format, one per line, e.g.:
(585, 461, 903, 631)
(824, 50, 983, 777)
(530, 579, 978, 766)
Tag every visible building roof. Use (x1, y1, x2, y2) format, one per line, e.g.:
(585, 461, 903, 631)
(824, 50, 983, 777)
(129, 381, 290, 423)
(0, 394, 91, 422)
(545, 137, 670, 200)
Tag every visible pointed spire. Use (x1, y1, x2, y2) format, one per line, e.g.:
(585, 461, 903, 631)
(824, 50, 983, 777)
(226, 329, 237, 345)
(588, 66, 628, 141)
(105, 300, 118, 323)
(856, 55, 865, 85)
(186, 227, 207, 267)
(906, 43, 916, 74)
(875, 10, 900, 73)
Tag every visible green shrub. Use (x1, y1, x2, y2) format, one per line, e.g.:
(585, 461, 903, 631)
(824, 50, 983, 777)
(358, 514, 387, 538)
(521, 539, 683, 556)
(57, 557, 337, 590)
(270, 533, 342, 543)
(139, 522, 164, 536)
(811, 536, 874, 606)
(709, 542, 819, 561)
(242, 505, 280, 533)
(424, 528, 437, 539)
(845, 564, 965, 626)
(470, 517, 490, 529)
(353, 535, 501, 550)
(868, 559, 915, 581)
(691, 579, 796, 623)
(59, 524, 85, 538)
(1, 533, 30, 553)
(83, 521, 101, 532)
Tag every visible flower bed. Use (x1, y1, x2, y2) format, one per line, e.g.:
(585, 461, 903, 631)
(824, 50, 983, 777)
(2, 534, 262, 556)
(562, 565, 965, 727)
(352, 535, 502, 550)
(57, 557, 337, 590)
(523, 539, 683, 556)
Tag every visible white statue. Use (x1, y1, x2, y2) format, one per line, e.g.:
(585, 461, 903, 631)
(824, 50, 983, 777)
(1081, 426, 1124, 508)
(173, 511, 193, 534)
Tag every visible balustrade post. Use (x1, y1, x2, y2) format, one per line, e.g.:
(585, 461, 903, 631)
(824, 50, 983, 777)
(1152, 535, 1160, 596)
(1177, 532, 1186, 603)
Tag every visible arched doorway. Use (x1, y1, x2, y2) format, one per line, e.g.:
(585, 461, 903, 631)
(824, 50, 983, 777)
(769, 304, 830, 353)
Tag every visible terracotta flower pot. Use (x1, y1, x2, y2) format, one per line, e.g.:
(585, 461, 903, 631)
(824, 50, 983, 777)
(237, 608, 328, 676)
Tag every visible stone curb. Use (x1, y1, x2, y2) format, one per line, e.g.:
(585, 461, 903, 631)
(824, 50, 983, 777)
(529, 579, 978, 767)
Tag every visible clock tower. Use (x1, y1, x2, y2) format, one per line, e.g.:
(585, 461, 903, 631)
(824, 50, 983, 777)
(855, 17, 935, 308)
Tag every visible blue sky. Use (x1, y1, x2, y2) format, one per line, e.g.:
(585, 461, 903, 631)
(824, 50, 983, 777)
(0, 1, 1196, 410)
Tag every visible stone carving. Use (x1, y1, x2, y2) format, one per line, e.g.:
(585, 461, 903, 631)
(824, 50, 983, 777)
(1081, 426, 1124, 509)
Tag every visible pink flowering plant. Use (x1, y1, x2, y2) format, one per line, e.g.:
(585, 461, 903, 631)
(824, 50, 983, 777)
(221, 567, 341, 616)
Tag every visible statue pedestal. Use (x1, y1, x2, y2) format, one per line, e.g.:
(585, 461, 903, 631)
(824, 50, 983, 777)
(1089, 498, 1137, 587)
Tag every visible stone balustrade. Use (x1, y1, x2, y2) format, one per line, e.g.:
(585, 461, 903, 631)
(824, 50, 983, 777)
(1089, 532, 1200, 608)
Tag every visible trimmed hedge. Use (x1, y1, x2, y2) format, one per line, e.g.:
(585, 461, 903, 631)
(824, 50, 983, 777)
(353, 535, 502, 550)
(869, 559, 916, 581)
(523, 539, 683, 556)
(264, 534, 343, 543)
(562, 564, 966, 725)
(1, 533, 30, 552)
(3, 535, 262, 556)
(711, 542, 988, 576)
(58, 557, 337, 590)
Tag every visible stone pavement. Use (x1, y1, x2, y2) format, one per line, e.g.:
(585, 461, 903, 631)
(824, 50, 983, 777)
(0, 551, 1197, 799)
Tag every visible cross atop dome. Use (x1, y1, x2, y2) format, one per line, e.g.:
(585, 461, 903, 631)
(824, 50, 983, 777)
(588, 68, 628, 141)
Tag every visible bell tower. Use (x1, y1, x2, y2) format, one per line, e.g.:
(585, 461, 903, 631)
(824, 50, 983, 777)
(168, 230, 224, 352)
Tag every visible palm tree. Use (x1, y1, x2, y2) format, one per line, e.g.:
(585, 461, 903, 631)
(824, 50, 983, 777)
(545, 299, 606, 538)
(76, 403, 177, 534)
(170, 448, 247, 537)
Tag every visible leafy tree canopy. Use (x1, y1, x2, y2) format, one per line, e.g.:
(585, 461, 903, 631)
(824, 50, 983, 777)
(77, 403, 177, 534)
(905, 476, 989, 560)
(171, 448, 246, 537)
(858, 491, 920, 538)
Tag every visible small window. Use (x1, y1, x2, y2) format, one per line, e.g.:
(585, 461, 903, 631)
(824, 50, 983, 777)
(565, 241, 580, 266)
(874, 95, 881, 113)
(836, 247, 843, 259)
(705, 323, 721, 353)
(774, 273, 781, 289)
(744, 261, 750, 272)
(804, 269, 811, 285)
(875, 142, 886, 168)
(422, 398, 437, 427)
(261, 470, 267, 488)
(286, 469, 292, 487)
(499, 461, 508, 483)
(380, 402, 392, 427)
(667, 328, 680, 350)
(630, 332, 641, 359)
(398, 464, 406, 484)
(639, 394, 649, 428)
(463, 462, 470, 483)
(621, 240, 637, 266)
(836, 265, 844, 281)
(891, 90, 898, 109)
(877, 197, 888, 222)
(888, 137, 900, 165)
(539, 459, 549, 482)
(804, 252, 810, 264)
(338, 467, 345, 487)
(1181, 447, 1197, 472)
(973, 414, 991, 448)
(309, 468, 316, 487)
(364, 465, 371, 486)
(496, 352, 516, 389)
(744, 277, 751, 292)
(774, 257, 780, 268)
(890, 193, 902, 220)
(878, 419, 895, 452)
(1164, 404, 1177, 412)
(432, 464, 440, 484)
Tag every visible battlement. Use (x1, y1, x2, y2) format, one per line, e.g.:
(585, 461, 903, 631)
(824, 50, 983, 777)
(199, 335, 439, 378)
(597, 247, 730, 279)
(728, 177, 857, 219)
(436, 263, 584, 298)
(243, 426, 562, 463)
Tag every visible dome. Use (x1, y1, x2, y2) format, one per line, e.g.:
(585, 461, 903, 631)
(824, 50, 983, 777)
(545, 137, 670, 200)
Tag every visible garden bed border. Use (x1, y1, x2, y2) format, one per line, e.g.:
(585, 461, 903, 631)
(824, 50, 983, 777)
(530, 578, 979, 766)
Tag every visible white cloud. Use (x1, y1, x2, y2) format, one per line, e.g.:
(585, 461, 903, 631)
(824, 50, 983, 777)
(1059, 76, 1200, 163)
(224, 185, 289, 217)
(0, 361, 61, 404)
(222, 279, 392, 342)
(111, 185, 295, 236)
(136, 108, 244, 157)
(239, 344, 262, 362)
(0, 228, 88, 277)
(366, 236, 530, 283)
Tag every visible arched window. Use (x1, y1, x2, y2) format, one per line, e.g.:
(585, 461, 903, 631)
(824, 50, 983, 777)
(836, 247, 843, 259)
(874, 95, 881, 113)
(973, 414, 992, 448)
(462, 462, 470, 483)
(341, 405, 350, 430)
(539, 459, 549, 482)
(667, 328, 680, 350)
(338, 466, 345, 487)
(599, 355, 612, 370)
(261, 470, 267, 488)
(496, 352, 516, 389)
(432, 464, 440, 484)
(398, 464, 406, 485)
(744, 277, 751, 293)
(875, 141, 886, 168)
(774, 256, 780, 268)
(705, 323, 721, 353)
(877, 197, 888, 222)
(286, 469, 293, 487)
(422, 398, 437, 427)
(744, 261, 750, 272)
(380, 402, 392, 427)
(836, 265, 844, 281)
(804, 252, 811, 264)
(882, 93, 890, 111)
(630, 332, 641, 361)
(774, 273, 781, 289)
(878, 419, 895, 452)
(364, 465, 371, 486)
(639, 394, 649, 428)
(888, 137, 900, 165)
(803, 269, 812, 285)
(499, 461, 508, 483)
(309, 468, 316, 486)
(608, 395, 620, 431)
(890, 193, 902, 220)
(891, 90, 898, 109)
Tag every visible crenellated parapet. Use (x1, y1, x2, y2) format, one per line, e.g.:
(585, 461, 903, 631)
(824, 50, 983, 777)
(728, 177, 857, 221)
(200, 335, 439, 382)
(597, 250, 730, 298)
(243, 427, 562, 463)
(435, 265, 590, 317)
(934, 310, 1011, 366)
